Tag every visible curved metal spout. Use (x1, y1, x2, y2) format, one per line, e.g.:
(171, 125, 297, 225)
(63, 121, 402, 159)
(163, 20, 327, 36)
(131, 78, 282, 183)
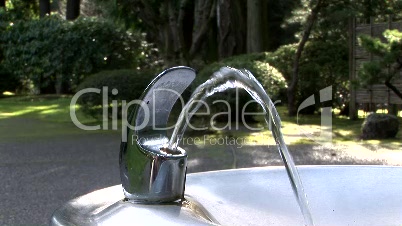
(120, 66, 196, 203)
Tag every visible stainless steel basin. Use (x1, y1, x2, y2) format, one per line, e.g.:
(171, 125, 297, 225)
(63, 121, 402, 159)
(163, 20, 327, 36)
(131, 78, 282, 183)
(50, 165, 402, 226)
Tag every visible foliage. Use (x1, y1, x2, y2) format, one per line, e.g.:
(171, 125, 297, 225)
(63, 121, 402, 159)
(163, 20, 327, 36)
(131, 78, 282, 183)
(1, 15, 158, 94)
(198, 53, 287, 98)
(286, 0, 402, 30)
(197, 36, 349, 116)
(196, 53, 287, 122)
(284, 0, 402, 61)
(358, 29, 402, 100)
(0, 67, 19, 94)
(359, 29, 402, 82)
(300, 41, 348, 109)
(267, 44, 297, 82)
(76, 69, 156, 119)
(0, 0, 39, 21)
(0, 0, 39, 93)
(352, 0, 402, 20)
(282, 0, 402, 115)
(268, 42, 348, 113)
(93, 0, 299, 66)
(2, 16, 64, 94)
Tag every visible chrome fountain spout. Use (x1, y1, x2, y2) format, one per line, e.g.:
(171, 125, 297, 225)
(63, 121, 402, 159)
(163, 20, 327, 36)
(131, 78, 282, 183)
(119, 66, 196, 203)
(119, 66, 312, 226)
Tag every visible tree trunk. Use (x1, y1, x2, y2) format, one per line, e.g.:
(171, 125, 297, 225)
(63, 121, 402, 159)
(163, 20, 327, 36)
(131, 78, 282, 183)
(261, 0, 270, 50)
(247, 0, 263, 53)
(175, 0, 190, 64)
(218, 0, 246, 59)
(55, 73, 63, 95)
(40, 0, 51, 18)
(66, 0, 80, 20)
(287, 0, 322, 116)
(163, 23, 175, 67)
(167, 1, 180, 64)
(385, 80, 402, 100)
(388, 104, 398, 116)
(132, 0, 217, 65)
(189, 0, 216, 59)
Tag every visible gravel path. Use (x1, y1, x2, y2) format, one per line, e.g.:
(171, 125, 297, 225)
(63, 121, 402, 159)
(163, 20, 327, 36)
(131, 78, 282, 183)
(0, 133, 401, 225)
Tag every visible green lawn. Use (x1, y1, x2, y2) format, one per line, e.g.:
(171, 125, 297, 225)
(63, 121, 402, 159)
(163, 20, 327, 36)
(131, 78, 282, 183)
(202, 105, 402, 150)
(0, 95, 401, 150)
(0, 95, 117, 142)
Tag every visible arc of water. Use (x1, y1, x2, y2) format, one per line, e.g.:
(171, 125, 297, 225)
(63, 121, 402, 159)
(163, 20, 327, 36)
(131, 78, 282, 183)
(167, 66, 314, 226)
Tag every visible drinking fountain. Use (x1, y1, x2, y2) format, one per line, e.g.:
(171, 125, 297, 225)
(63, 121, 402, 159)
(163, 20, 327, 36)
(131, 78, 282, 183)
(51, 67, 402, 226)
(119, 66, 195, 203)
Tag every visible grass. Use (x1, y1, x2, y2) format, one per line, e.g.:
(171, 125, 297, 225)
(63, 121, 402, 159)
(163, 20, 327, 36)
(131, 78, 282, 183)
(0, 95, 401, 151)
(0, 95, 86, 121)
(0, 95, 118, 142)
(195, 105, 402, 151)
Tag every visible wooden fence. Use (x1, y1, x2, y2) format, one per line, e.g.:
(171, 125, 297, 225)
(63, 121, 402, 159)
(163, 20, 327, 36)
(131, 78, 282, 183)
(349, 16, 402, 118)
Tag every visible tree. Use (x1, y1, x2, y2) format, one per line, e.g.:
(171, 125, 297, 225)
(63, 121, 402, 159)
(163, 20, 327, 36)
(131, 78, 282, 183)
(119, 0, 219, 66)
(217, 0, 246, 59)
(66, 0, 80, 20)
(94, 0, 296, 67)
(247, 0, 263, 53)
(281, 0, 402, 117)
(287, 0, 323, 116)
(359, 29, 402, 102)
(352, 0, 402, 21)
(39, 0, 50, 18)
(0, 0, 5, 8)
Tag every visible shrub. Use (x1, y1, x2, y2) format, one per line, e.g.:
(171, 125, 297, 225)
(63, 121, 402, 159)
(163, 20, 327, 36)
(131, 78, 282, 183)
(197, 53, 287, 98)
(196, 53, 287, 122)
(1, 15, 159, 94)
(0, 66, 19, 94)
(76, 69, 157, 119)
(268, 42, 348, 114)
(196, 39, 349, 118)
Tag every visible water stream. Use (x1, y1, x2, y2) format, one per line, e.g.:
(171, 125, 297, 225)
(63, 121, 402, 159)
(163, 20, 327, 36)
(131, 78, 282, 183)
(167, 67, 314, 226)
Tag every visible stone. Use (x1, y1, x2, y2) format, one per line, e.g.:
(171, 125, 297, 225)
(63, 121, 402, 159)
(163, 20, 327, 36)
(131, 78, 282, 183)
(361, 113, 399, 140)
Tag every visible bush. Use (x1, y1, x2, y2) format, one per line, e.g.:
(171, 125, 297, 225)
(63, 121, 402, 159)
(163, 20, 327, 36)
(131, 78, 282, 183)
(196, 39, 349, 119)
(197, 53, 287, 99)
(196, 53, 287, 122)
(76, 69, 157, 119)
(1, 15, 159, 94)
(269, 42, 349, 114)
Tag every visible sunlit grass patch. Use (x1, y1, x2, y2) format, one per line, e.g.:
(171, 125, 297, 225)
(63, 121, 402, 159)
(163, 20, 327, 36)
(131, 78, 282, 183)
(0, 104, 60, 119)
(2, 91, 15, 96)
(0, 95, 95, 123)
(0, 95, 115, 141)
(222, 106, 401, 147)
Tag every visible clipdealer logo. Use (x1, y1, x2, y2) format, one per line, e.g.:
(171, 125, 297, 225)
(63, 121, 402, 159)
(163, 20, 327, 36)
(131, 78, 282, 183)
(70, 86, 332, 145)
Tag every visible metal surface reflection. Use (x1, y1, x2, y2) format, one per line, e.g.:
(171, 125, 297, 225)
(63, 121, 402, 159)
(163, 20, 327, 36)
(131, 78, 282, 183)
(51, 166, 402, 226)
(119, 66, 195, 203)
